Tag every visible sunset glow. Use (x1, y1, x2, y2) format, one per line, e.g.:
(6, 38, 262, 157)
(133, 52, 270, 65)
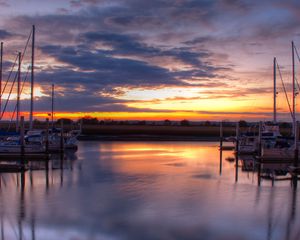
(0, 1, 299, 121)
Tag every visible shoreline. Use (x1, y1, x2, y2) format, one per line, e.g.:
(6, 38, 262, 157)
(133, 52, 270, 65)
(77, 134, 221, 141)
(73, 124, 291, 141)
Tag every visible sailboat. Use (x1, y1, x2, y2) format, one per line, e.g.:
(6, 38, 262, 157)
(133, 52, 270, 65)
(0, 26, 80, 154)
(0, 26, 45, 154)
(25, 83, 81, 152)
(238, 57, 284, 155)
(260, 41, 298, 162)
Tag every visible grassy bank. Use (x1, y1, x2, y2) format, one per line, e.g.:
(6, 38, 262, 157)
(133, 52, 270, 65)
(0, 122, 292, 141)
(81, 125, 236, 137)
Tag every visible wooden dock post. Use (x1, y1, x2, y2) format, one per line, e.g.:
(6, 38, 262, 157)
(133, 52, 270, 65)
(45, 118, 49, 155)
(235, 122, 239, 182)
(258, 121, 262, 158)
(257, 121, 263, 186)
(293, 121, 299, 188)
(219, 121, 223, 175)
(60, 119, 64, 153)
(235, 153, 238, 182)
(45, 118, 49, 189)
(60, 119, 64, 169)
(80, 118, 83, 133)
(294, 121, 299, 168)
(235, 121, 239, 153)
(20, 116, 25, 169)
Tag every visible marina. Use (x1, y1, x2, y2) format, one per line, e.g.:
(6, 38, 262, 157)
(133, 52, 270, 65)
(1, 1, 300, 239)
(0, 141, 298, 240)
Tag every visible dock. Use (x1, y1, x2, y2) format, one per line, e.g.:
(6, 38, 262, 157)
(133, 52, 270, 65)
(0, 152, 49, 161)
(258, 148, 296, 163)
(0, 163, 28, 172)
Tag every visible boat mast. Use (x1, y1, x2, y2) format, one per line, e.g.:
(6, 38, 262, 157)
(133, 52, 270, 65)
(0, 42, 3, 117)
(273, 57, 277, 123)
(292, 41, 296, 138)
(29, 25, 35, 130)
(51, 84, 54, 128)
(16, 52, 21, 131)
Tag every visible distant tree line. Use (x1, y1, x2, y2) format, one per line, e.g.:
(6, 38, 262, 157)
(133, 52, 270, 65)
(32, 116, 293, 128)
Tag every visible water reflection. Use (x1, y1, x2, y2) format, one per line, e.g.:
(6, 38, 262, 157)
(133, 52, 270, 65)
(0, 141, 298, 239)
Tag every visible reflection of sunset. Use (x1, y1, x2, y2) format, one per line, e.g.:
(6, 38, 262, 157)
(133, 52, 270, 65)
(97, 142, 234, 175)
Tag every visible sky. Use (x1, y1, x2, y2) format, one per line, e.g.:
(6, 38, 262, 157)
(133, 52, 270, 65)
(0, 0, 300, 121)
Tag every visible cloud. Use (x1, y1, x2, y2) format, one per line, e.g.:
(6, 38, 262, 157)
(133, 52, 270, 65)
(219, 0, 253, 12)
(0, 30, 14, 39)
(38, 42, 224, 90)
(81, 31, 216, 69)
(70, 0, 83, 8)
(0, 0, 9, 7)
(57, 8, 70, 14)
(0, 0, 298, 120)
(38, 47, 176, 86)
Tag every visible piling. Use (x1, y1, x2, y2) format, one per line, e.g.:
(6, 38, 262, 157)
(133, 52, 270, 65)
(235, 122, 239, 153)
(294, 121, 299, 168)
(293, 121, 299, 188)
(235, 122, 239, 182)
(45, 161, 49, 191)
(45, 118, 49, 155)
(235, 154, 239, 182)
(79, 118, 83, 134)
(219, 121, 223, 175)
(60, 120, 64, 170)
(257, 121, 263, 186)
(45, 118, 49, 189)
(60, 120, 64, 153)
(257, 162, 261, 186)
(258, 121, 262, 158)
(20, 116, 25, 169)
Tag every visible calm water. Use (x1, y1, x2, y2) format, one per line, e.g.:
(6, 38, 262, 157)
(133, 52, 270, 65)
(0, 141, 299, 240)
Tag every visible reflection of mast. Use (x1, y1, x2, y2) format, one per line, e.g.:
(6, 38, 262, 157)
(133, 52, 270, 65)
(267, 187, 275, 240)
(30, 210, 35, 240)
(45, 158, 49, 192)
(254, 180, 261, 208)
(285, 186, 297, 240)
(60, 143, 64, 187)
(0, 175, 4, 240)
(235, 153, 238, 182)
(18, 172, 26, 240)
(60, 164, 64, 188)
(1, 210, 4, 240)
(30, 170, 36, 240)
(30, 170, 33, 187)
